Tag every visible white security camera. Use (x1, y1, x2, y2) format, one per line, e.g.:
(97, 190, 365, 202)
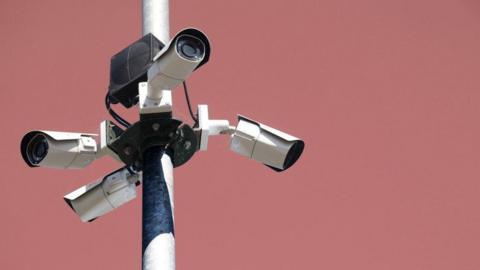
(20, 131, 97, 169)
(64, 167, 140, 222)
(230, 116, 304, 172)
(146, 28, 210, 98)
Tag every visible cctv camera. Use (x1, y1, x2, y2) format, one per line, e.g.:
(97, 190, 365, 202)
(147, 28, 210, 98)
(230, 116, 304, 172)
(20, 131, 97, 169)
(64, 167, 139, 222)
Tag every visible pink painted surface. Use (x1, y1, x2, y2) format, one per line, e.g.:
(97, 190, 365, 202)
(2, 0, 480, 269)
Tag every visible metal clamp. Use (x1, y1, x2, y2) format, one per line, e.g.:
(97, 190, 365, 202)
(105, 118, 197, 169)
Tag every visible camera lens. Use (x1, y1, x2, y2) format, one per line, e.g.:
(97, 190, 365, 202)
(282, 141, 305, 171)
(176, 35, 205, 61)
(27, 134, 49, 165)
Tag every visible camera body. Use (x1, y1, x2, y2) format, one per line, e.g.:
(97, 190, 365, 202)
(20, 131, 97, 169)
(140, 28, 211, 114)
(64, 167, 139, 222)
(230, 116, 304, 172)
(147, 28, 210, 96)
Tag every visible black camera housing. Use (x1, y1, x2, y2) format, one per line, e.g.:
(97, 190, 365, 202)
(108, 34, 165, 108)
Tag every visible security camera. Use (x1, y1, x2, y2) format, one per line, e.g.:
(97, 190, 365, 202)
(107, 28, 210, 109)
(230, 116, 304, 172)
(64, 167, 140, 222)
(146, 28, 210, 98)
(20, 131, 97, 169)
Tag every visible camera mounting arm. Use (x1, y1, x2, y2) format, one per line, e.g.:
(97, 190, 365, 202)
(139, 81, 173, 115)
(196, 104, 235, 151)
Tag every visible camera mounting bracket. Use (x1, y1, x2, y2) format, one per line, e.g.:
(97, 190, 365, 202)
(196, 104, 235, 151)
(138, 82, 173, 115)
(104, 118, 197, 169)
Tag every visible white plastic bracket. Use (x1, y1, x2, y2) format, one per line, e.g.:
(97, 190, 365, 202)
(197, 104, 234, 151)
(97, 120, 122, 162)
(139, 82, 173, 114)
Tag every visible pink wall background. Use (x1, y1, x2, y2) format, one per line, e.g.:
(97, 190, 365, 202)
(2, 0, 480, 269)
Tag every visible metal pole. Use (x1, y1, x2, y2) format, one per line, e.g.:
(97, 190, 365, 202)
(143, 0, 170, 44)
(142, 146, 175, 270)
(142, 2, 173, 269)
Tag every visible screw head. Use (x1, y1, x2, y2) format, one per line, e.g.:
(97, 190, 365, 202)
(123, 146, 132, 156)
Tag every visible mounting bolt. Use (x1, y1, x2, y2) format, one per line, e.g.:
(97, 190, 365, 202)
(123, 146, 132, 156)
(183, 140, 191, 150)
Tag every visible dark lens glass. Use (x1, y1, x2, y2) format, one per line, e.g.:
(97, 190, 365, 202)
(282, 141, 305, 171)
(27, 135, 49, 164)
(176, 35, 205, 61)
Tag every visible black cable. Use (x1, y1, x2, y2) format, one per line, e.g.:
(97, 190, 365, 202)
(105, 94, 129, 127)
(182, 81, 198, 126)
(105, 93, 131, 128)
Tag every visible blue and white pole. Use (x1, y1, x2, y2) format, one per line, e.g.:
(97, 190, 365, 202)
(142, 1, 174, 269)
(142, 146, 175, 270)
